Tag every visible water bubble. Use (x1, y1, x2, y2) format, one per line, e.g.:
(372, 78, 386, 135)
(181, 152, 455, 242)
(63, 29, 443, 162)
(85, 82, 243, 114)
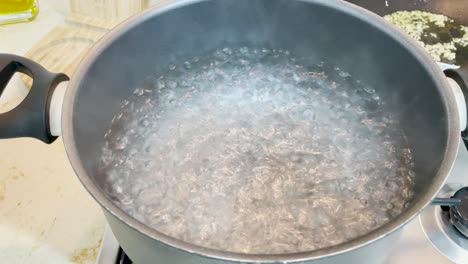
(113, 136, 128, 150)
(223, 47, 233, 55)
(114, 184, 123, 194)
(139, 118, 150, 127)
(120, 195, 134, 205)
(239, 46, 249, 54)
(133, 88, 145, 96)
(100, 150, 114, 167)
(339, 71, 350, 77)
(214, 50, 229, 61)
(157, 79, 166, 89)
(115, 113, 123, 121)
(363, 87, 376, 94)
(183, 61, 192, 70)
(239, 59, 250, 66)
(167, 80, 178, 89)
(100, 46, 415, 255)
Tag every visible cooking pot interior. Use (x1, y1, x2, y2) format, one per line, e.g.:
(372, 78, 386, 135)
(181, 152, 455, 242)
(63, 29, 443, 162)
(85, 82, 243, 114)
(70, 0, 450, 222)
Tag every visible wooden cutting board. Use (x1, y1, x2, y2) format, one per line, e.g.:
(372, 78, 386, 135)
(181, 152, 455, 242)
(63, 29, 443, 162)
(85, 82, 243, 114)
(22, 0, 149, 87)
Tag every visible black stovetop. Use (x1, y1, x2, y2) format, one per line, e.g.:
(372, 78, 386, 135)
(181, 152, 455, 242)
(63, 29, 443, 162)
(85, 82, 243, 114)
(116, 248, 133, 264)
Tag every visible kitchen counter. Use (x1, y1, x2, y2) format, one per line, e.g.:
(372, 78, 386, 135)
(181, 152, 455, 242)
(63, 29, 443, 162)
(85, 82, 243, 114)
(0, 2, 106, 264)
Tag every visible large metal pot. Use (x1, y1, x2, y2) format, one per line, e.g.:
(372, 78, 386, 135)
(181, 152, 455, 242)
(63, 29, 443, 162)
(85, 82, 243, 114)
(1, 0, 468, 263)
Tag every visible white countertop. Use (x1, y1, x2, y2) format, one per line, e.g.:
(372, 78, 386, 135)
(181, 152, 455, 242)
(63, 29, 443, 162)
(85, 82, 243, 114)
(0, 3, 107, 264)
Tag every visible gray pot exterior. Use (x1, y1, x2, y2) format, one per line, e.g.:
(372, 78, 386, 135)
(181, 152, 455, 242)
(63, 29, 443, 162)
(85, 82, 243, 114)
(59, 0, 458, 263)
(105, 210, 400, 264)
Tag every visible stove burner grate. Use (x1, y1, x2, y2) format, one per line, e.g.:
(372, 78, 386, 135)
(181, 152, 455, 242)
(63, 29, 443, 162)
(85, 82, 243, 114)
(449, 187, 468, 237)
(116, 248, 133, 264)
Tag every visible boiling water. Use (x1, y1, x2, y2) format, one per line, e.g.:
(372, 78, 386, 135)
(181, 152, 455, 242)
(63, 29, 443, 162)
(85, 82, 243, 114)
(99, 47, 415, 254)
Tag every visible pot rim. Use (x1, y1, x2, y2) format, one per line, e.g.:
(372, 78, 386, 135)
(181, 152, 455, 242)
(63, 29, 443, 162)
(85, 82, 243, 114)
(62, 0, 461, 262)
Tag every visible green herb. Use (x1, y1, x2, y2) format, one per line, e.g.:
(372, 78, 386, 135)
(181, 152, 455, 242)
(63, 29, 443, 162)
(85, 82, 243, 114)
(384, 11, 468, 65)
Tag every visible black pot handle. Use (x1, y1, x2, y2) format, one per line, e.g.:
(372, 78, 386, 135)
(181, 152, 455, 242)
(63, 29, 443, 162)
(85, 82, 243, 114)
(0, 54, 69, 144)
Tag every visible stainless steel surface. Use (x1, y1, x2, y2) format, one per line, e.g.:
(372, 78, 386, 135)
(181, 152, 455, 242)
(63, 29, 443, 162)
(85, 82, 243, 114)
(387, 143, 468, 264)
(420, 184, 468, 263)
(420, 185, 468, 263)
(432, 198, 462, 206)
(96, 226, 120, 264)
(449, 187, 468, 239)
(385, 216, 456, 264)
(60, 0, 462, 263)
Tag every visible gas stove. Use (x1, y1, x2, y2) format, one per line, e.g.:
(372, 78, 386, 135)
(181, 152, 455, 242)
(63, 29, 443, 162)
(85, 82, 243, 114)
(94, 138, 468, 264)
(384, 139, 468, 264)
(403, 65, 468, 264)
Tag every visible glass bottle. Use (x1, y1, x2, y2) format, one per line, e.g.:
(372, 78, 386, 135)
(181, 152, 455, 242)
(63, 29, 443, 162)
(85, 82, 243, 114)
(0, 0, 38, 25)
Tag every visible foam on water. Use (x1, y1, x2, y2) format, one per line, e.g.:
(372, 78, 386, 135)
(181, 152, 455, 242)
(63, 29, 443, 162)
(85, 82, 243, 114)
(98, 47, 416, 254)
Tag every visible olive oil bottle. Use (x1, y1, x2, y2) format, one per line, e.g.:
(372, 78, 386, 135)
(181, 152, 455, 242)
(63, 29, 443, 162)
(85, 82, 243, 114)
(0, 0, 38, 25)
